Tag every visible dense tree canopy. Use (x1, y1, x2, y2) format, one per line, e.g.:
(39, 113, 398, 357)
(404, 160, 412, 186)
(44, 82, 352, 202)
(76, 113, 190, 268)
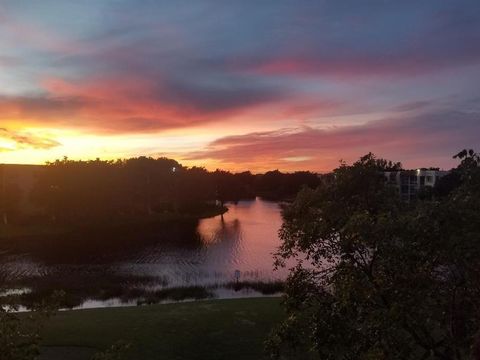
(268, 152, 480, 359)
(1, 157, 321, 227)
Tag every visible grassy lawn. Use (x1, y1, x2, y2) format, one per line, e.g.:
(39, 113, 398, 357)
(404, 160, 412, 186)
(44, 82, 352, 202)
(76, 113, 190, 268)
(40, 297, 284, 360)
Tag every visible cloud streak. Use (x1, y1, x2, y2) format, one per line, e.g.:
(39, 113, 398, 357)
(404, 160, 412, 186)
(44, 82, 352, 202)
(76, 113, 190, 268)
(0, 74, 291, 133)
(186, 109, 480, 171)
(0, 128, 60, 151)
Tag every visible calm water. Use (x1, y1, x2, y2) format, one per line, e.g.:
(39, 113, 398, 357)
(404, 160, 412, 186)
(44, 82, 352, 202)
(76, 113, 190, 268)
(0, 198, 288, 308)
(124, 198, 286, 285)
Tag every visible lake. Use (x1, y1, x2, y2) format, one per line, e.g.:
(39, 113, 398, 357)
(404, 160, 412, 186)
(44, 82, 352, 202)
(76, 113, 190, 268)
(0, 198, 289, 309)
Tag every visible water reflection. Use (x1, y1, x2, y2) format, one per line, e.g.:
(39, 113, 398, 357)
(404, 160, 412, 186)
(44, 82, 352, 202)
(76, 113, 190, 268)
(119, 198, 286, 286)
(0, 198, 286, 307)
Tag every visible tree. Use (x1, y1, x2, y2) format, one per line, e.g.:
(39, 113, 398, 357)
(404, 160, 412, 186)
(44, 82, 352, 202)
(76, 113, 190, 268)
(267, 152, 480, 359)
(255, 170, 322, 200)
(0, 310, 43, 360)
(0, 284, 129, 360)
(0, 289, 62, 360)
(0, 165, 22, 225)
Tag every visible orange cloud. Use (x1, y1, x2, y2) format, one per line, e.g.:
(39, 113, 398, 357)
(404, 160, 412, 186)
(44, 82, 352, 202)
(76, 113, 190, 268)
(0, 128, 61, 151)
(2, 73, 300, 134)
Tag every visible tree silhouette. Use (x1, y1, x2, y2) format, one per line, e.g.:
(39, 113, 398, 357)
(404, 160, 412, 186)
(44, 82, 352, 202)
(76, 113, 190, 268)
(268, 152, 480, 359)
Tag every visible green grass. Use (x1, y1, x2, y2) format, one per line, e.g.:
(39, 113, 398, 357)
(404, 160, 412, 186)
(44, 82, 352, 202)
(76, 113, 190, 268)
(40, 297, 284, 360)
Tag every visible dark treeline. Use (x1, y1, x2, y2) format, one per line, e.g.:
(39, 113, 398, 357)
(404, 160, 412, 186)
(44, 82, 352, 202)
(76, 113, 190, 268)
(0, 156, 321, 227)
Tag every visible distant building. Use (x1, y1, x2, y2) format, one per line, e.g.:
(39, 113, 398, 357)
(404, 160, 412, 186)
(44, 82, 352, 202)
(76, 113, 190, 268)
(384, 169, 448, 202)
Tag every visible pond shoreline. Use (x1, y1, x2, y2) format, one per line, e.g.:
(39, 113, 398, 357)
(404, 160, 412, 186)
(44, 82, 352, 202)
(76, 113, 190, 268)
(3, 280, 285, 312)
(66, 293, 283, 311)
(0, 205, 228, 242)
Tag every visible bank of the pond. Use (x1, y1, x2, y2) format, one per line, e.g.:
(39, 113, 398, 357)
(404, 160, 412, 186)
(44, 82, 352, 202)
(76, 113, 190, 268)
(0, 205, 227, 241)
(39, 297, 284, 360)
(2, 276, 285, 310)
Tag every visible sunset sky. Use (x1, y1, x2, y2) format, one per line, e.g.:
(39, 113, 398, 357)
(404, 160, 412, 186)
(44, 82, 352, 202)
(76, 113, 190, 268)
(1, 0, 479, 172)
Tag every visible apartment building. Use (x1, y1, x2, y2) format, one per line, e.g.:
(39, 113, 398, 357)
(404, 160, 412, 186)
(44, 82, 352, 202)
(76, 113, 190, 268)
(384, 169, 448, 201)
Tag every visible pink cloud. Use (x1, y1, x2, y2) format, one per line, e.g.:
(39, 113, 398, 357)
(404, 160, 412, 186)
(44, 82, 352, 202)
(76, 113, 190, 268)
(235, 42, 480, 79)
(0, 73, 343, 135)
(185, 110, 480, 172)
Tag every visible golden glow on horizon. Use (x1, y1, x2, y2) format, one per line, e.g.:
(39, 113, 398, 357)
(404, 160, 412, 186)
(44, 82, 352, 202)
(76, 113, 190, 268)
(0, 125, 217, 166)
(0, 109, 385, 172)
(0, 106, 460, 173)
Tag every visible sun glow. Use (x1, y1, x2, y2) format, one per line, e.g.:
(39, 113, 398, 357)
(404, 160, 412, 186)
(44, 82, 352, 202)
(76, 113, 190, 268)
(0, 125, 220, 166)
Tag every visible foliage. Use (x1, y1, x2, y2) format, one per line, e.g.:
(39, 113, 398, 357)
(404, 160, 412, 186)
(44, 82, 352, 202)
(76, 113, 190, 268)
(0, 291, 63, 360)
(255, 170, 321, 200)
(268, 152, 480, 359)
(0, 156, 321, 227)
(0, 310, 41, 360)
(0, 287, 132, 360)
(91, 341, 131, 360)
(30, 157, 186, 224)
(0, 165, 22, 225)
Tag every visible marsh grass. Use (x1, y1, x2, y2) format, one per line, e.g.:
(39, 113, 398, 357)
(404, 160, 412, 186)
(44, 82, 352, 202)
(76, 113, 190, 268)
(1, 278, 285, 309)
